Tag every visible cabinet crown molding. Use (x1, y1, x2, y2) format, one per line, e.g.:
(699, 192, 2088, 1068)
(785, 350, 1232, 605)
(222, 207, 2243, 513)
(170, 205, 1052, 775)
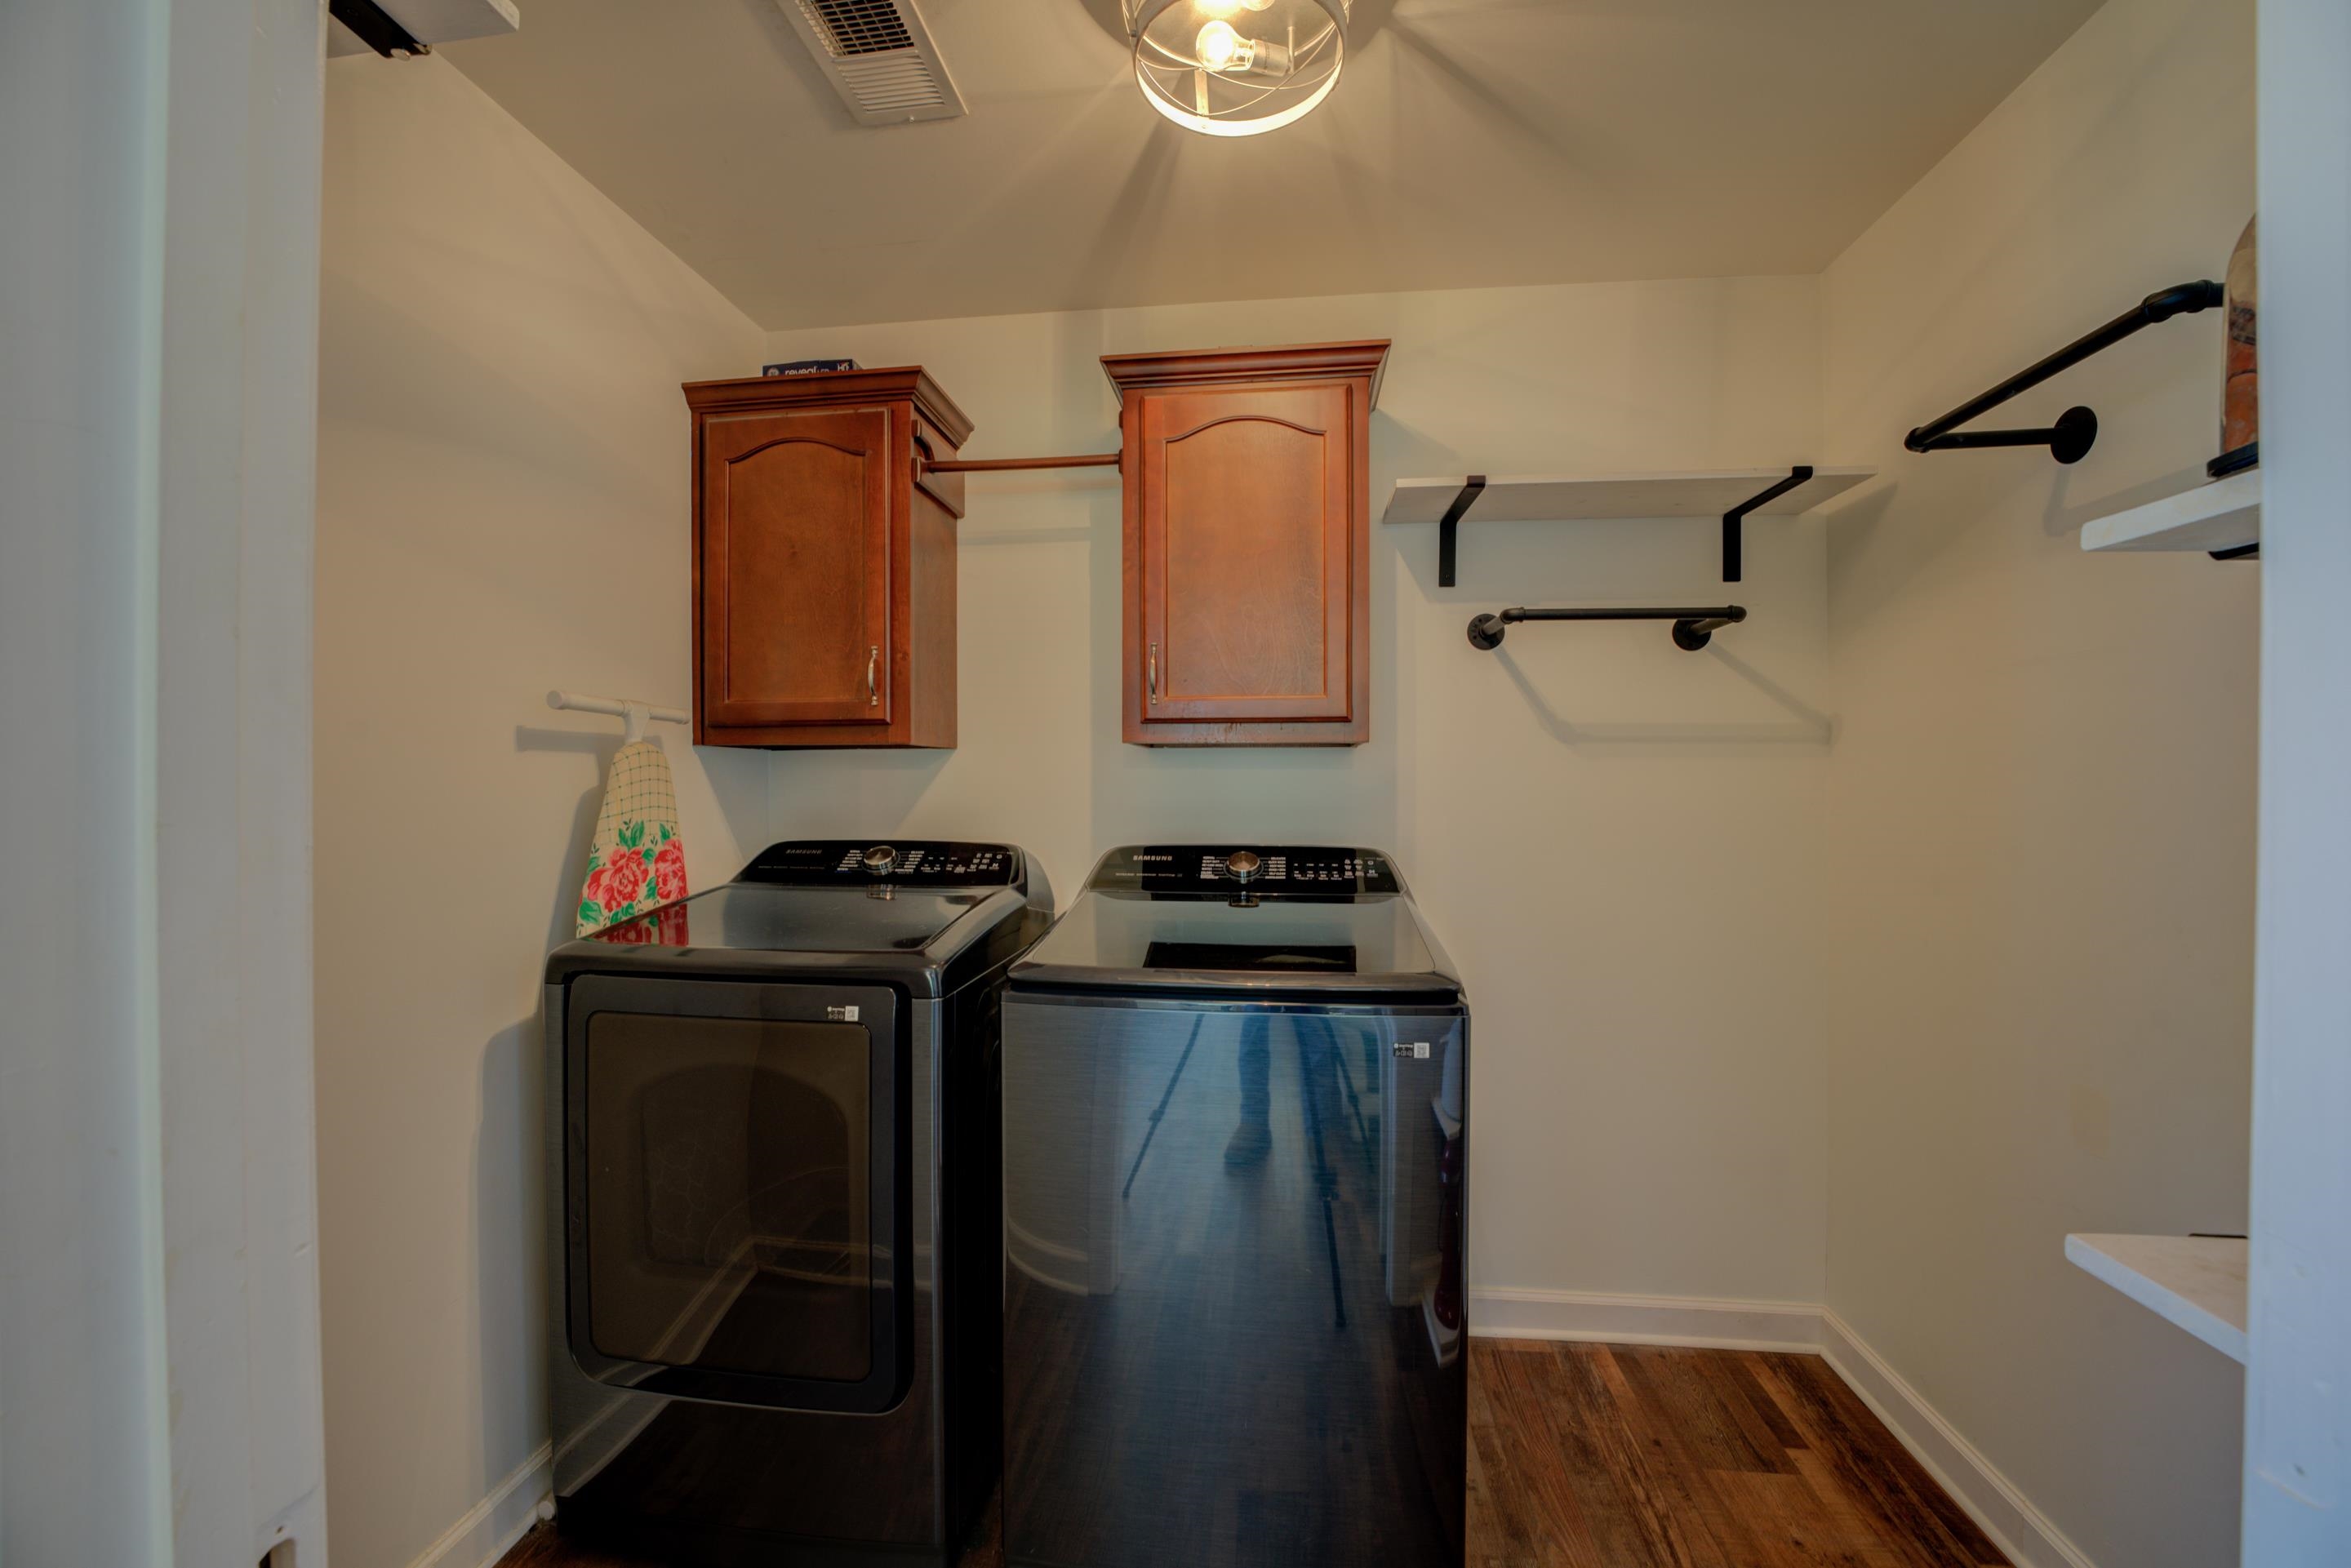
(1101, 340, 1392, 409)
(684, 366, 976, 448)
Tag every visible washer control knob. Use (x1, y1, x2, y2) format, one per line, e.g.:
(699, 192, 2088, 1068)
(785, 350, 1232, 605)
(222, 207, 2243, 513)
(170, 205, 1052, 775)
(1225, 850, 1261, 886)
(862, 846, 898, 877)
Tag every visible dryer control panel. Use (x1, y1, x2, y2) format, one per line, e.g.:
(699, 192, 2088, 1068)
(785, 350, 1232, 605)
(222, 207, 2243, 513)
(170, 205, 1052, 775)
(737, 839, 1021, 888)
(1087, 845, 1402, 899)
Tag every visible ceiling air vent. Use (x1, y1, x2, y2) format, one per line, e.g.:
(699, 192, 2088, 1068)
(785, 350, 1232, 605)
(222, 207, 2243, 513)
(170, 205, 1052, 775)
(782, 0, 967, 127)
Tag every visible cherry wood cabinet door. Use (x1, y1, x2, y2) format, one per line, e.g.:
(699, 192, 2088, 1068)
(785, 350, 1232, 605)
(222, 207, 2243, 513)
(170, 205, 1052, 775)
(1135, 383, 1354, 727)
(699, 406, 892, 730)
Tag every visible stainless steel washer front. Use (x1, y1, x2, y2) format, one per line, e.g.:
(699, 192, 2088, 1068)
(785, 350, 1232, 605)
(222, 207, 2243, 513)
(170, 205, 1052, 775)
(1000, 845, 1469, 1568)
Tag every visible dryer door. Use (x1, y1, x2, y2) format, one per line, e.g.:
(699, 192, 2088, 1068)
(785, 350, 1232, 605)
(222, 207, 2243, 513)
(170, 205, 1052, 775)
(562, 975, 909, 1413)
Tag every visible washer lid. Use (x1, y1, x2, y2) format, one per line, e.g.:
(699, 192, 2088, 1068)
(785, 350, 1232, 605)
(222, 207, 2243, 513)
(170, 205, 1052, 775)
(1009, 886, 1460, 1000)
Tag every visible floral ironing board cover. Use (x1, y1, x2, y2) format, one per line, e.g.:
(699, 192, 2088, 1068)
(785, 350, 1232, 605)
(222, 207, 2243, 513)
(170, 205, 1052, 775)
(576, 740, 687, 935)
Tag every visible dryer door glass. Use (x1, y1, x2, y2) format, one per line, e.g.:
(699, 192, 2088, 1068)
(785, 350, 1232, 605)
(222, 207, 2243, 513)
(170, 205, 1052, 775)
(564, 977, 907, 1414)
(586, 1013, 873, 1383)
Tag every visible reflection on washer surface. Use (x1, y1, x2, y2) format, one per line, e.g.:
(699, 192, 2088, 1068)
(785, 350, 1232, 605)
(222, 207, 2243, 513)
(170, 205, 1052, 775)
(1002, 846, 1468, 1568)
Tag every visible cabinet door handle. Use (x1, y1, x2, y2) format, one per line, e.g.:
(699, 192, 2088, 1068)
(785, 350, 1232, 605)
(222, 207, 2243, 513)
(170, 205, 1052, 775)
(867, 646, 880, 707)
(1148, 642, 1159, 705)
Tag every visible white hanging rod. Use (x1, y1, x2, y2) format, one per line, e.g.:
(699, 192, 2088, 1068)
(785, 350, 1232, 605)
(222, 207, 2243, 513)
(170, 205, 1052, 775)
(547, 689, 690, 744)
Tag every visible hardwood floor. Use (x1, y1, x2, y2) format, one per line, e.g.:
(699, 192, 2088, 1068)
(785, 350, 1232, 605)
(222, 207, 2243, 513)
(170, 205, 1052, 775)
(1469, 1342, 2008, 1568)
(498, 1340, 2009, 1568)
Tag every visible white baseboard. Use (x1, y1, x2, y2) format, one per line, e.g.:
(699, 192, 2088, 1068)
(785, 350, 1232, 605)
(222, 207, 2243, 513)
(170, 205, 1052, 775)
(1469, 1286, 1823, 1353)
(1471, 1287, 2094, 1568)
(1818, 1309, 2095, 1568)
(405, 1441, 551, 1568)
(416, 1298, 2085, 1568)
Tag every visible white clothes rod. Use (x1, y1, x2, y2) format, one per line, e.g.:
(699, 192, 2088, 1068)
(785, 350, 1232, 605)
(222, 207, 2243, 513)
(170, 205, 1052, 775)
(547, 689, 690, 744)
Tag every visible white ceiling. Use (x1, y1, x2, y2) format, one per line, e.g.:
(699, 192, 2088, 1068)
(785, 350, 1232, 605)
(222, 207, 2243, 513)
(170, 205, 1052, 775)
(441, 0, 2102, 331)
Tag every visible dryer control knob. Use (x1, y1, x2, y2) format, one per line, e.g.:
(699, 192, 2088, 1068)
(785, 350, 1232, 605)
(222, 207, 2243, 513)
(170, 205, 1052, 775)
(1225, 850, 1261, 885)
(862, 846, 898, 876)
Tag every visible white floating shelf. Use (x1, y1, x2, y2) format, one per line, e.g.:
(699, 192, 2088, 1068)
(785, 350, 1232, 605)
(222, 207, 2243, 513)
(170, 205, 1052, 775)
(1381, 467, 1877, 526)
(2080, 469, 2260, 553)
(328, 0, 519, 56)
(2066, 1233, 2248, 1363)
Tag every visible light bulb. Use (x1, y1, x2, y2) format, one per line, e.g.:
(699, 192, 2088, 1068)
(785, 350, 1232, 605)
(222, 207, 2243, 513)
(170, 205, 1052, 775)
(1196, 19, 1246, 71)
(1131, 0, 1349, 137)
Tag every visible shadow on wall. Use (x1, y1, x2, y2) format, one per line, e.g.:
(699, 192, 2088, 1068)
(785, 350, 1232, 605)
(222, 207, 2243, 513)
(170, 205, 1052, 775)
(1486, 644, 1835, 749)
(2038, 458, 2221, 540)
(1079, 463, 1393, 847)
(471, 726, 610, 1482)
(771, 745, 958, 833)
(475, 1012, 546, 1496)
(1369, 409, 1465, 490)
(513, 725, 617, 930)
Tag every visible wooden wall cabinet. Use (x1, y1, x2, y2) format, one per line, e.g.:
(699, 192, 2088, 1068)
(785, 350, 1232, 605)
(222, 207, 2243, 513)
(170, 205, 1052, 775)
(1104, 340, 1389, 747)
(685, 368, 971, 748)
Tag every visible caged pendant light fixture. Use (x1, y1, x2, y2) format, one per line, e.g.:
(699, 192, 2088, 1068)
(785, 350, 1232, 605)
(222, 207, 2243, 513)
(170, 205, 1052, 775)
(1126, 0, 1349, 137)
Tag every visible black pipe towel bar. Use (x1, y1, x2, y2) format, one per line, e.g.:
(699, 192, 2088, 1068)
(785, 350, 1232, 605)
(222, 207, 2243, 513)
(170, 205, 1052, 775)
(1468, 605, 1748, 654)
(1906, 280, 2222, 464)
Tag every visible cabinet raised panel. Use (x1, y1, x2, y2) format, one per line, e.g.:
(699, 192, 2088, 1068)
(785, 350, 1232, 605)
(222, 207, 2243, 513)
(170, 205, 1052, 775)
(687, 370, 970, 749)
(1143, 389, 1350, 718)
(704, 407, 891, 727)
(1108, 341, 1389, 747)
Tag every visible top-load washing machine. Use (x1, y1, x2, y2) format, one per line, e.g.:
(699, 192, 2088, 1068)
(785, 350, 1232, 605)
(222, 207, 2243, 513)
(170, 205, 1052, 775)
(998, 844, 1469, 1568)
(542, 839, 1050, 1566)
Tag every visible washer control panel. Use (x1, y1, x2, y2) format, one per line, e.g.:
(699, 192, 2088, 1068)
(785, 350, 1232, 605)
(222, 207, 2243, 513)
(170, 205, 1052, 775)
(737, 839, 1020, 888)
(1090, 845, 1402, 899)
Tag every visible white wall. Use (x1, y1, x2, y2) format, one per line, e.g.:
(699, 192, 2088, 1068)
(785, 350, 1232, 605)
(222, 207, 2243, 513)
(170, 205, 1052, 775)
(765, 278, 1836, 1308)
(1817, 0, 2255, 1564)
(5, 1, 331, 1564)
(2245, 0, 2351, 1558)
(313, 56, 771, 1568)
(2, 3, 180, 1559)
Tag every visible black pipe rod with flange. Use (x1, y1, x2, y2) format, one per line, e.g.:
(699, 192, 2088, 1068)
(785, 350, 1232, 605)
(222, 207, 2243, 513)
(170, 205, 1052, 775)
(1468, 605, 1749, 654)
(1904, 280, 2222, 464)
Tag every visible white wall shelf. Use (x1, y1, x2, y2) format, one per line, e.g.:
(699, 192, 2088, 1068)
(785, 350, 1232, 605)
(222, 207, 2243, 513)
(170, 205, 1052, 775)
(1383, 467, 1875, 586)
(2079, 469, 2260, 554)
(2065, 1233, 2247, 1363)
(329, 0, 518, 56)
(1382, 467, 1877, 526)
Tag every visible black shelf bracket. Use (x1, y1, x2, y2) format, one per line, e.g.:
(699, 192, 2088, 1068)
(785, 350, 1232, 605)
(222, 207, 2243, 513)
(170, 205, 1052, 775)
(1906, 280, 2223, 465)
(1436, 475, 1487, 589)
(1722, 466, 1812, 584)
(1468, 605, 1748, 654)
(330, 0, 429, 56)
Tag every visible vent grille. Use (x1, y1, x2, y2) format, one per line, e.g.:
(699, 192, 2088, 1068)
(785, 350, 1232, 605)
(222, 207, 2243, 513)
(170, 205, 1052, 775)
(835, 54, 949, 113)
(797, 0, 914, 57)
(780, 0, 967, 125)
